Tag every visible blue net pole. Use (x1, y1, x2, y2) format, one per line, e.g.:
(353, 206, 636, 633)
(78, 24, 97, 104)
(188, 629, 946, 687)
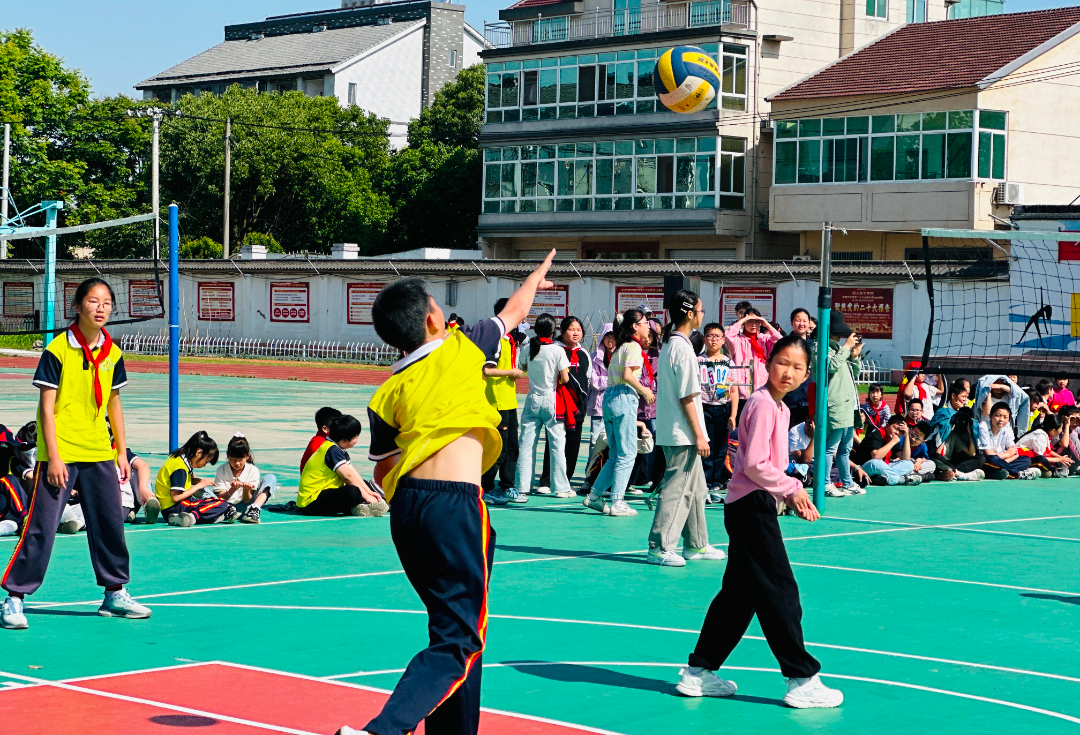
(811, 223, 832, 509)
(168, 204, 179, 452)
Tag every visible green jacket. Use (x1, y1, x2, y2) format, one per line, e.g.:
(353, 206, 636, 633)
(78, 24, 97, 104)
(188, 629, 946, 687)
(811, 340, 862, 431)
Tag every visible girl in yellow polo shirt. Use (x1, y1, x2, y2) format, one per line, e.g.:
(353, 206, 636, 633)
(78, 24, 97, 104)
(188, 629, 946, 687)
(1, 278, 151, 630)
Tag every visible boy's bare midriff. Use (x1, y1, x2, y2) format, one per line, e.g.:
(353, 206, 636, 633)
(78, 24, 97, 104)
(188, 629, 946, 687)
(408, 429, 486, 486)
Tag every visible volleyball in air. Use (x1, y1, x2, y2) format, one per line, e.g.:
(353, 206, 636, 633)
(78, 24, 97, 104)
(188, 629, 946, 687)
(653, 45, 720, 113)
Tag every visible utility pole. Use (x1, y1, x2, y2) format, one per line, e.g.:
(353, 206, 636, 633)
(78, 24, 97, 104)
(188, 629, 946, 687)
(1, 123, 9, 259)
(222, 117, 231, 259)
(152, 111, 161, 261)
(811, 221, 833, 509)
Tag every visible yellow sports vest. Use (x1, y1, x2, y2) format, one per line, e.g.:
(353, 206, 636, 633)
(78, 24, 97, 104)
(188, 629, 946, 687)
(484, 336, 518, 411)
(298, 441, 344, 508)
(154, 455, 192, 511)
(368, 329, 502, 501)
(36, 332, 125, 463)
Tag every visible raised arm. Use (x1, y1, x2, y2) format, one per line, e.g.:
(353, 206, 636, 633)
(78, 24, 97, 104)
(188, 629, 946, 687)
(496, 250, 556, 329)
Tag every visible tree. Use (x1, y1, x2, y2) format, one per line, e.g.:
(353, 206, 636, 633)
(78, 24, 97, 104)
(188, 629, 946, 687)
(407, 65, 485, 149)
(242, 231, 284, 253)
(179, 236, 222, 259)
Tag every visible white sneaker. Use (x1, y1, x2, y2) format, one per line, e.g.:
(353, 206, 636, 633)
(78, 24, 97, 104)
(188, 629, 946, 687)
(168, 512, 196, 527)
(841, 482, 864, 495)
(533, 486, 552, 495)
(553, 489, 576, 498)
(583, 495, 609, 515)
(608, 500, 637, 517)
(504, 487, 529, 504)
(682, 544, 727, 561)
(0, 520, 18, 537)
(1018, 468, 1041, 480)
(98, 589, 152, 619)
(903, 474, 923, 486)
(646, 548, 686, 567)
(970, 469, 985, 481)
(676, 666, 737, 697)
(142, 496, 161, 524)
(783, 675, 843, 709)
(335, 728, 371, 735)
(0, 596, 27, 630)
(58, 519, 81, 534)
(625, 487, 646, 496)
(824, 485, 848, 498)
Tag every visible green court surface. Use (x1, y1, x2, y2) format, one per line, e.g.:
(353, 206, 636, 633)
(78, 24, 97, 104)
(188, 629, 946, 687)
(3, 369, 1080, 733)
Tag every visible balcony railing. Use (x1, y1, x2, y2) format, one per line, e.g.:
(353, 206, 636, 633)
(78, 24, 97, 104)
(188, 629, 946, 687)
(484, 0, 751, 48)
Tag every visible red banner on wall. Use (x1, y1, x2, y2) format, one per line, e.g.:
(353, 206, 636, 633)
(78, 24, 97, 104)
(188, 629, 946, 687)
(271, 282, 310, 323)
(198, 282, 235, 321)
(347, 283, 384, 325)
(832, 287, 894, 339)
(527, 284, 569, 326)
(615, 286, 666, 322)
(719, 286, 776, 325)
(129, 279, 164, 318)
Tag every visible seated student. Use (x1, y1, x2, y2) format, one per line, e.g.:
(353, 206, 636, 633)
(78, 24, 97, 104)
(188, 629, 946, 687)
(787, 418, 813, 485)
(107, 419, 157, 524)
(1015, 415, 1073, 478)
(155, 431, 240, 527)
(1052, 376, 1076, 410)
(860, 383, 891, 432)
(979, 402, 1040, 480)
(928, 380, 969, 447)
(301, 407, 341, 472)
(298, 415, 387, 517)
(856, 415, 925, 486)
(212, 433, 277, 523)
(908, 421, 945, 482)
(933, 409, 986, 481)
(0, 422, 34, 537)
(1062, 407, 1080, 471)
(903, 398, 924, 427)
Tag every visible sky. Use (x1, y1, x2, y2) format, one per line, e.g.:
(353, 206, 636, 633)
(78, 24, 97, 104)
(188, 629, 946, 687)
(3, 0, 1069, 98)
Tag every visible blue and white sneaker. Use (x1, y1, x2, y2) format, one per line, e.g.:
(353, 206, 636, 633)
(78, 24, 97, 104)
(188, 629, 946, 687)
(1, 596, 27, 630)
(98, 589, 152, 619)
(335, 727, 371, 735)
(483, 490, 510, 506)
(503, 487, 528, 504)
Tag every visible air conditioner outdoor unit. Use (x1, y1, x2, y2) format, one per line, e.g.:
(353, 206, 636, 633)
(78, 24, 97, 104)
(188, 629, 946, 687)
(760, 118, 774, 133)
(994, 181, 1024, 205)
(760, 208, 770, 229)
(792, 255, 813, 261)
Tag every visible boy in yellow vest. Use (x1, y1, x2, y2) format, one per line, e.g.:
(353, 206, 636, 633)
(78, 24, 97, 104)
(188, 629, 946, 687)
(480, 297, 527, 506)
(298, 415, 386, 516)
(336, 251, 555, 735)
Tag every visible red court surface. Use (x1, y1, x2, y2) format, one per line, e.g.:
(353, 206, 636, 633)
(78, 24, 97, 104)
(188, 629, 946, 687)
(0, 662, 622, 735)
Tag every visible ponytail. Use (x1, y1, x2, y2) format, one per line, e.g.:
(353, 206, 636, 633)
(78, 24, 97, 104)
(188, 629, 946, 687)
(662, 289, 700, 343)
(171, 431, 219, 465)
(529, 313, 557, 360)
(615, 309, 643, 348)
(226, 432, 254, 466)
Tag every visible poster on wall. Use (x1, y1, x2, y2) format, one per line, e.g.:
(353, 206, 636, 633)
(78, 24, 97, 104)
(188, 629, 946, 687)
(832, 287, 894, 339)
(527, 284, 569, 326)
(615, 286, 666, 322)
(347, 283, 384, 325)
(2, 282, 33, 316)
(64, 282, 80, 320)
(129, 279, 163, 318)
(271, 282, 310, 323)
(198, 282, 235, 321)
(719, 286, 776, 325)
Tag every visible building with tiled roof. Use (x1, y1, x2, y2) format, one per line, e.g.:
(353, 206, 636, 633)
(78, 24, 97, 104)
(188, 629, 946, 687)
(475, 0, 1001, 262)
(136, 0, 489, 145)
(765, 7, 1080, 260)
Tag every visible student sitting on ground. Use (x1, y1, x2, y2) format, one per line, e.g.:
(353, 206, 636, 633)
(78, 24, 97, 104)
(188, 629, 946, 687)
(298, 414, 387, 517)
(855, 415, 926, 486)
(0, 422, 34, 537)
(1015, 415, 1073, 478)
(860, 383, 891, 432)
(1052, 376, 1075, 409)
(212, 433, 277, 524)
(301, 406, 342, 473)
(59, 431, 154, 533)
(979, 402, 1040, 480)
(908, 422, 945, 482)
(155, 431, 240, 527)
(932, 409, 985, 481)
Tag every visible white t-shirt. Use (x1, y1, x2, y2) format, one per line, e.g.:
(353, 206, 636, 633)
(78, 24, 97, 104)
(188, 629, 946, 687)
(656, 333, 705, 447)
(978, 420, 1014, 453)
(921, 383, 939, 419)
(789, 423, 811, 454)
(1016, 429, 1051, 456)
(212, 461, 262, 504)
(607, 342, 643, 387)
(526, 343, 570, 397)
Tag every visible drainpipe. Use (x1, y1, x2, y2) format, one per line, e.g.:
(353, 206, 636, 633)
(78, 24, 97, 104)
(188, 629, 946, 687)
(748, 0, 760, 260)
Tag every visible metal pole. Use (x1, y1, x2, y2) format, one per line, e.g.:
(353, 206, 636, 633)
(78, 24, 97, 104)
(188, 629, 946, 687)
(222, 118, 231, 259)
(811, 221, 833, 509)
(152, 114, 161, 261)
(1, 122, 9, 259)
(168, 203, 179, 451)
(42, 201, 63, 344)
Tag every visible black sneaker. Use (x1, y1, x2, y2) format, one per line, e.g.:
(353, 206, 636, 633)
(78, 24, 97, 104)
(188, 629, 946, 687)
(241, 505, 261, 524)
(222, 505, 241, 523)
(871, 476, 890, 486)
(988, 468, 1010, 480)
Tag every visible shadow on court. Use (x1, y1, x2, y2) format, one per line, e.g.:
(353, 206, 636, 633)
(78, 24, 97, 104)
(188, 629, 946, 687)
(25, 608, 100, 617)
(1021, 593, 1080, 605)
(497, 544, 648, 564)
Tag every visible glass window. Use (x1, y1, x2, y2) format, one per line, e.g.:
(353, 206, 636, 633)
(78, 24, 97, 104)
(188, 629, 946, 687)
(596, 158, 614, 195)
(922, 133, 945, 179)
(896, 113, 921, 133)
(539, 69, 557, 104)
(798, 140, 820, 184)
(697, 137, 716, 152)
(615, 62, 635, 98)
(946, 132, 972, 178)
(557, 161, 574, 196)
(895, 135, 920, 179)
(822, 118, 845, 136)
(847, 117, 869, 135)
(775, 141, 797, 184)
(636, 61, 655, 98)
(521, 162, 537, 196)
(821, 139, 835, 183)
(948, 110, 973, 129)
(578, 66, 596, 102)
(559, 67, 577, 103)
(872, 115, 895, 134)
(501, 73, 518, 108)
(613, 158, 633, 194)
(922, 111, 946, 131)
(501, 163, 517, 198)
(776, 120, 798, 139)
(637, 157, 657, 193)
(537, 162, 555, 196)
(866, 0, 887, 17)
(799, 119, 822, 138)
(574, 160, 593, 195)
(522, 71, 539, 107)
(655, 138, 674, 155)
(485, 164, 500, 198)
(487, 74, 501, 109)
(870, 137, 894, 181)
(992, 133, 1005, 179)
(657, 156, 675, 194)
(980, 110, 1007, 130)
(677, 138, 696, 154)
(596, 141, 614, 156)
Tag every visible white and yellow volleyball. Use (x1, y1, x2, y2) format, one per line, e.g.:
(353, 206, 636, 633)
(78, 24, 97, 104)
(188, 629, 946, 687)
(653, 45, 720, 114)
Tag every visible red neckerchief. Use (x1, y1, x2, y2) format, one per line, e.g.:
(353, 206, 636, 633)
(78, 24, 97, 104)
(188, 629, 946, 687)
(70, 324, 113, 414)
(565, 345, 579, 367)
(506, 336, 517, 369)
(748, 334, 768, 365)
(863, 403, 888, 430)
(631, 337, 655, 381)
(538, 337, 553, 345)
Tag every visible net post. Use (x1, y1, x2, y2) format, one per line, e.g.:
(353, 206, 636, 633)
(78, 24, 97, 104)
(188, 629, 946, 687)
(168, 204, 179, 452)
(920, 233, 934, 370)
(42, 200, 64, 344)
(812, 222, 832, 509)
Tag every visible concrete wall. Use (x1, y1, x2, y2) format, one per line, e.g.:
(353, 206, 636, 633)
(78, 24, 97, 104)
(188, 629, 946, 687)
(423, 3, 467, 105)
(2, 270, 951, 370)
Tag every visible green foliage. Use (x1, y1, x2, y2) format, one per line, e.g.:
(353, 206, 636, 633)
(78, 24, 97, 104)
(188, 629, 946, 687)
(407, 65, 485, 149)
(0, 333, 41, 350)
(179, 236, 223, 259)
(242, 231, 283, 253)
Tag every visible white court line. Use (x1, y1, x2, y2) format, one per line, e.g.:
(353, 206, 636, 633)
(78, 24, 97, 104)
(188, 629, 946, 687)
(323, 660, 1080, 726)
(0, 667, 321, 734)
(141, 602, 1080, 686)
(789, 562, 1080, 596)
(31, 514, 360, 540)
(822, 514, 1080, 543)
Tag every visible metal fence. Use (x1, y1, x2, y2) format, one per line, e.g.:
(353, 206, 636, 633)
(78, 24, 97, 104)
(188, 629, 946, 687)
(484, 0, 750, 48)
(119, 335, 400, 366)
(857, 358, 894, 386)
